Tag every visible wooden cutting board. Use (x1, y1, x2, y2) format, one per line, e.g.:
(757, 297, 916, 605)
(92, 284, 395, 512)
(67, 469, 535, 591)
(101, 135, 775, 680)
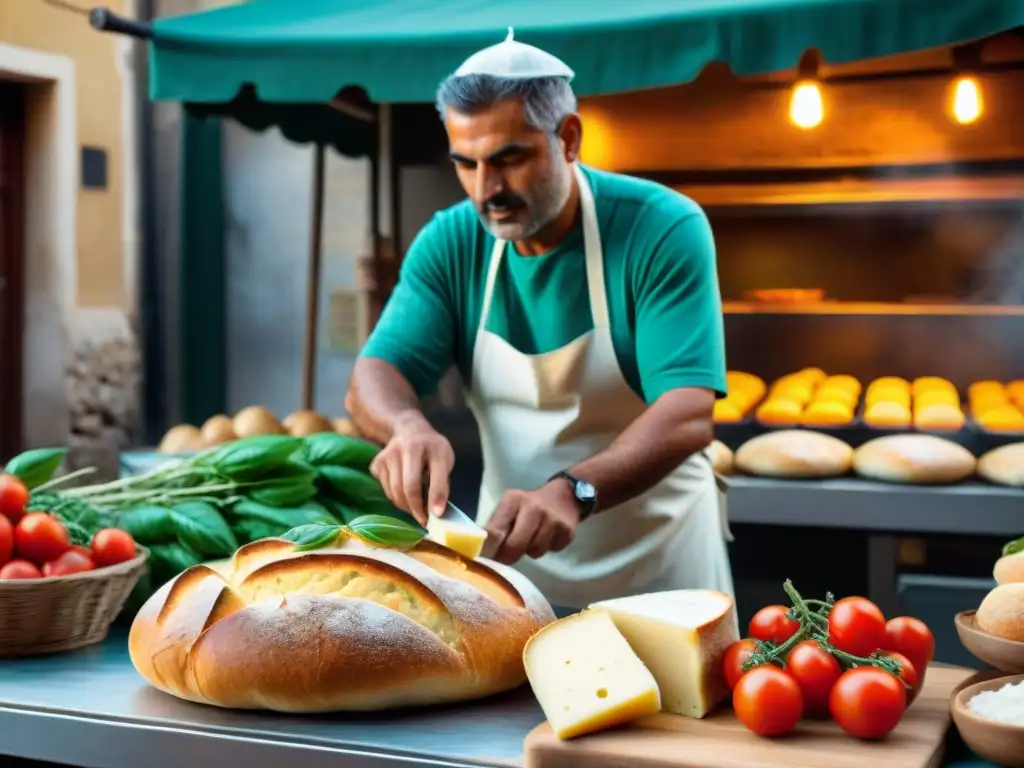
(524, 665, 973, 768)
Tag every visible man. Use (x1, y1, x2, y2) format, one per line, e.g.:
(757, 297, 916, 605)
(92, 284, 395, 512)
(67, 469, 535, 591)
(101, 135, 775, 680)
(347, 31, 732, 607)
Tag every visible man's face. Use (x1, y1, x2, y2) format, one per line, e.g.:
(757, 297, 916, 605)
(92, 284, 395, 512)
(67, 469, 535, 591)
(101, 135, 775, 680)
(445, 99, 575, 240)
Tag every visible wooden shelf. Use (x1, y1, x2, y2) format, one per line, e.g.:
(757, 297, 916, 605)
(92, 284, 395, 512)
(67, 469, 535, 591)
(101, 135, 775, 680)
(678, 176, 1024, 210)
(723, 301, 1024, 316)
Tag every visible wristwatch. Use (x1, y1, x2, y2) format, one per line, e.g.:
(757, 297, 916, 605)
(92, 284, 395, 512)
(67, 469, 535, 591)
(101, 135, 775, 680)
(548, 471, 598, 521)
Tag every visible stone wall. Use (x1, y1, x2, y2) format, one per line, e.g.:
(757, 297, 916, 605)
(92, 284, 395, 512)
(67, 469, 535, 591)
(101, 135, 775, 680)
(66, 308, 141, 479)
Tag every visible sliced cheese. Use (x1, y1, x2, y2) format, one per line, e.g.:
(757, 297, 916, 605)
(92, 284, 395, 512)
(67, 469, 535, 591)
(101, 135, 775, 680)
(425, 516, 487, 560)
(590, 590, 738, 719)
(523, 610, 661, 740)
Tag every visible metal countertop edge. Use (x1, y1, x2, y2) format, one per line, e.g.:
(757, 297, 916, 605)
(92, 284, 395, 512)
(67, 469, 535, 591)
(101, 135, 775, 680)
(0, 705, 513, 768)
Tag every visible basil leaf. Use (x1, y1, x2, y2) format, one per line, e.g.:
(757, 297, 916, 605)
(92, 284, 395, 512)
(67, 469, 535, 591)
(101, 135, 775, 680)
(171, 501, 239, 557)
(247, 476, 319, 507)
(203, 435, 304, 479)
(228, 499, 339, 540)
(280, 523, 343, 551)
(233, 519, 285, 544)
(301, 433, 379, 471)
(148, 542, 203, 585)
(1003, 537, 1024, 557)
(117, 505, 177, 544)
(347, 514, 425, 548)
(317, 465, 391, 509)
(4, 447, 68, 489)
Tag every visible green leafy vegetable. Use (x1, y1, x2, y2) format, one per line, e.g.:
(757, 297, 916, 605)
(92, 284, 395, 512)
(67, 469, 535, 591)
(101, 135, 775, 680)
(171, 501, 239, 557)
(227, 499, 339, 542)
(317, 496, 367, 525)
(1003, 537, 1024, 557)
(247, 475, 319, 507)
(280, 523, 343, 551)
(317, 465, 391, 509)
(301, 433, 380, 472)
(4, 447, 68, 489)
(116, 505, 178, 544)
(203, 435, 304, 479)
(347, 514, 425, 548)
(148, 542, 203, 584)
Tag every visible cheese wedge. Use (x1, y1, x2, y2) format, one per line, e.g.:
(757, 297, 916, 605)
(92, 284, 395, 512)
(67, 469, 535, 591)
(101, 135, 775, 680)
(425, 516, 487, 560)
(590, 590, 738, 718)
(523, 610, 661, 740)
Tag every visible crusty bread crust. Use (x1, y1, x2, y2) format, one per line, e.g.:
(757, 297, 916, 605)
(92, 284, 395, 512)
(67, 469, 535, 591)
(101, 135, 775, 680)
(129, 535, 555, 712)
(734, 430, 853, 478)
(853, 434, 975, 484)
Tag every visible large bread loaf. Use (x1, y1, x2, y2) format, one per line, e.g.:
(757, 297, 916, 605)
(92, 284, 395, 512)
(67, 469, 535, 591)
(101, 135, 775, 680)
(129, 535, 555, 712)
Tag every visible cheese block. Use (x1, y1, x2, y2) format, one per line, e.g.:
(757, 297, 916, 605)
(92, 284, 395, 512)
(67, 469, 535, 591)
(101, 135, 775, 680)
(523, 610, 661, 740)
(590, 590, 738, 718)
(426, 515, 488, 560)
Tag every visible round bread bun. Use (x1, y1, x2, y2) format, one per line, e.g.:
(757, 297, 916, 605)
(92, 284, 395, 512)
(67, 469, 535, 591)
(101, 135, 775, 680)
(158, 424, 206, 454)
(333, 417, 359, 436)
(977, 443, 1024, 487)
(708, 440, 734, 475)
(233, 406, 284, 437)
(128, 535, 555, 712)
(201, 414, 237, 446)
(734, 430, 853, 478)
(994, 551, 1024, 586)
(852, 434, 975, 484)
(283, 409, 334, 437)
(976, 583, 1024, 642)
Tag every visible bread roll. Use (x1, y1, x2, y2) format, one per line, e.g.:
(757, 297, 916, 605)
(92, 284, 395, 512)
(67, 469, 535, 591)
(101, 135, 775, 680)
(913, 403, 965, 431)
(994, 551, 1024, 586)
(129, 536, 555, 712)
(801, 400, 854, 426)
(713, 399, 744, 423)
(978, 443, 1024, 487)
(333, 417, 359, 436)
(158, 425, 205, 454)
(756, 399, 802, 426)
(233, 406, 284, 437)
(735, 430, 853, 478)
(852, 434, 975, 484)
(708, 440, 733, 475)
(864, 401, 911, 428)
(976, 583, 1024, 642)
(283, 409, 334, 437)
(201, 414, 236, 446)
(977, 405, 1024, 433)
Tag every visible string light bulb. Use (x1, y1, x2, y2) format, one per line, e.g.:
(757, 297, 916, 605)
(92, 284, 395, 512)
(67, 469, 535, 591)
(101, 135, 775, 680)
(789, 80, 824, 129)
(950, 75, 982, 125)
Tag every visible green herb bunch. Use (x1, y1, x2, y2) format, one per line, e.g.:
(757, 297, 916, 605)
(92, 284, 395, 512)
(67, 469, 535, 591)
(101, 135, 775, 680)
(3, 433, 426, 591)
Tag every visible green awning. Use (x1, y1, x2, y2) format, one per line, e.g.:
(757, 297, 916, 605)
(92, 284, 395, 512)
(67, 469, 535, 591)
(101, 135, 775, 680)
(152, 0, 1024, 106)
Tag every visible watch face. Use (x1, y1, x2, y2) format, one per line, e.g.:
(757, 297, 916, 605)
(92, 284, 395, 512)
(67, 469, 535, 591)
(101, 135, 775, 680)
(575, 480, 596, 502)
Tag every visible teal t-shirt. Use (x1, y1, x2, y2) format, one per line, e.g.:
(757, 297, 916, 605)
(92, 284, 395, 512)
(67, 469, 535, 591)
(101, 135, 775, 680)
(360, 165, 727, 403)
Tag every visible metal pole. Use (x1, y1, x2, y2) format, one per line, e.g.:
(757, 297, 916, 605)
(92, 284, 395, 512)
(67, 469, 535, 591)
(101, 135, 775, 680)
(301, 144, 326, 411)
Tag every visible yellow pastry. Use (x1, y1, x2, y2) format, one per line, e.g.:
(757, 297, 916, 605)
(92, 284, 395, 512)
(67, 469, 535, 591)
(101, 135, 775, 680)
(802, 400, 854, 427)
(914, 403, 965, 432)
(756, 398, 803, 426)
(864, 401, 911, 429)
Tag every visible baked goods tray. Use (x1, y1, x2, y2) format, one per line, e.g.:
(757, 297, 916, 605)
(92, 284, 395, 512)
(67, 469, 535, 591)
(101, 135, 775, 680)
(714, 418, 1022, 455)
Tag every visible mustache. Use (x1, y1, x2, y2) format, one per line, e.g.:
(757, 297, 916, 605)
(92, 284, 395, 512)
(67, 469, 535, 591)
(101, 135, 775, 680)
(481, 191, 526, 214)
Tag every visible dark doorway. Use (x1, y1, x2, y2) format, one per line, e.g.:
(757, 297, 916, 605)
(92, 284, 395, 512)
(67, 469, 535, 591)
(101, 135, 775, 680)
(0, 82, 26, 463)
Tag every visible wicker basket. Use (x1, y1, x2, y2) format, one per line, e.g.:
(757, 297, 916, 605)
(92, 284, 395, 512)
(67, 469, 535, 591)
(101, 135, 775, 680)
(0, 547, 149, 658)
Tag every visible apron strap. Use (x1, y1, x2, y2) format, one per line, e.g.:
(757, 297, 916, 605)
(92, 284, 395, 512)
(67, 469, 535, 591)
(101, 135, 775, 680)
(574, 166, 610, 330)
(477, 237, 507, 336)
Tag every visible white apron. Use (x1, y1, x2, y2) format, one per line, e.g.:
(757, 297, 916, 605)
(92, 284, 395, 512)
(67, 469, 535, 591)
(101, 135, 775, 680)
(466, 165, 734, 609)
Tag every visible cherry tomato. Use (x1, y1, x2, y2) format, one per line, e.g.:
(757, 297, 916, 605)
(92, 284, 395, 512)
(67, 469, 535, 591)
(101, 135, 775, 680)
(733, 665, 803, 737)
(723, 639, 761, 690)
(884, 617, 935, 675)
(786, 640, 842, 715)
(0, 513, 12, 565)
(882, 649, 921, 705)
(70, 545, 92, 559)
(748, 605, 800, 644)
(43, 549, 95, 577)
(90, 528, 136, 567)
(0, 474, 29, 524)
(15, 512, 71, 565)
(829, 666, 906, 740)
(0, 559, 43, 579)
(828, 597, 886, 658)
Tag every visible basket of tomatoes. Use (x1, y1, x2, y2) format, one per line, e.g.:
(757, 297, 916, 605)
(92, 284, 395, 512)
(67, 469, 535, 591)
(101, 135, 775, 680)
(0, 472, 147, 657)
(723, 580, 936, 741)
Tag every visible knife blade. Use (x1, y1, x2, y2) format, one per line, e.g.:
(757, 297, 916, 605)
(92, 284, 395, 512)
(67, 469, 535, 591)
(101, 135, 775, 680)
(420, 476, 483, 530)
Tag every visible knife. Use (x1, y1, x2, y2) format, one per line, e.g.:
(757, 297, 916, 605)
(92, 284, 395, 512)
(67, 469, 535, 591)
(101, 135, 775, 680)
(420, 476, 484, 529)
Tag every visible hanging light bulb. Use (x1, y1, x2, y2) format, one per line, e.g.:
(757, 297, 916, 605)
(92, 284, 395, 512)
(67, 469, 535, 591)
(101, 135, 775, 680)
(950, 75, 982, 125)
(789, 80, 824, 129)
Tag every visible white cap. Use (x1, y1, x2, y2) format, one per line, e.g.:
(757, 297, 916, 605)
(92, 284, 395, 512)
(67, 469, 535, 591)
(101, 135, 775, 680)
(454, 28, 575, 81)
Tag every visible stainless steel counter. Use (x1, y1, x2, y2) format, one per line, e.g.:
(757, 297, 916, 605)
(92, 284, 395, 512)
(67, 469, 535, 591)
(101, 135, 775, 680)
(0, 629, 540, 768)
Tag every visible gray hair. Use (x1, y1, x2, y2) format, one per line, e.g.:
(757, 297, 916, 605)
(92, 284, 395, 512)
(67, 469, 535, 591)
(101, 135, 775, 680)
(435, 75, 577, 134)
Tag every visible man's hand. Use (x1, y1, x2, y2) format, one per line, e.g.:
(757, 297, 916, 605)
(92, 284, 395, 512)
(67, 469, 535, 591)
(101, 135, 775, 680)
(484, 480, 580, 565)
(369, 414, 454, 527)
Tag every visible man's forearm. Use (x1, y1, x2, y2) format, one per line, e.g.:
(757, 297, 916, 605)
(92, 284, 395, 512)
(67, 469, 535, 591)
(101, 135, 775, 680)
(564, 388, 716, 512)
(347, 358, 431, 444)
